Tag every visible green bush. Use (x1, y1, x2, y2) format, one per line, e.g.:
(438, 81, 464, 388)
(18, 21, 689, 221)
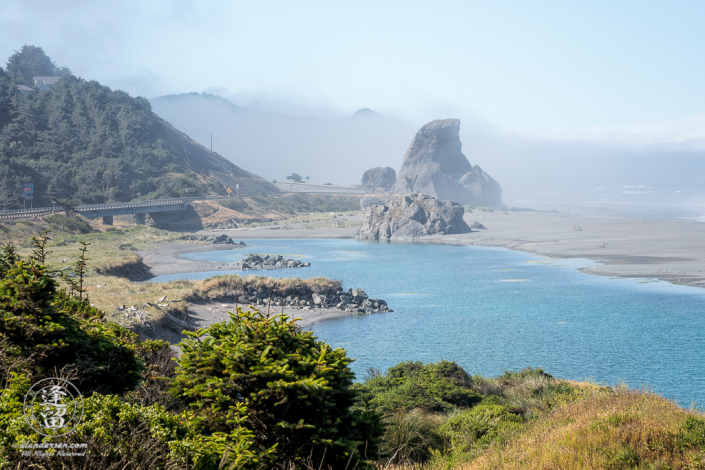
(44, 214, 93, 234)
(0, 248, 142, 395)
(361, 361, 482, 412)
(172, 307, 384, 469)
(0, 374, 264, 469)
(439, 403, 523, 453)
(380, 409, 444, 464)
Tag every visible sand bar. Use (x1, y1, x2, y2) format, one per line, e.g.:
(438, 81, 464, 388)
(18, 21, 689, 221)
(191, 211, 705, 289)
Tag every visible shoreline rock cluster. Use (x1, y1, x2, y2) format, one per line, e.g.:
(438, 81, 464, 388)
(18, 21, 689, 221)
(236, 285, 391, 314)
(181, 234, 246, 245)
(234, 254, 310, 270)
(357, 193, 471, 240)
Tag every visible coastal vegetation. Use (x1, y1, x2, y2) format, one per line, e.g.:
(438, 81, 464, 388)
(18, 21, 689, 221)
(0, 46, 273, 208)
(1, 232, 705, 468)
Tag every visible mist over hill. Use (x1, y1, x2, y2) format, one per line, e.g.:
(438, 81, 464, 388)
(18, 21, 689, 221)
(151, 92, 705, 218)
(0, 47, 275, 209)
(150, 93, 418, 186)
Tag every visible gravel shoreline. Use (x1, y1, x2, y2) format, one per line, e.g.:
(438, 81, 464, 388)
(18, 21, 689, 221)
(192, 211, 705, 289)
(135, 210, 705, 339)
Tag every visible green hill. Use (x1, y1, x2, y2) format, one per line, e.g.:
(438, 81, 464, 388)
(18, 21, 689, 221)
(0, 46, 276, 209)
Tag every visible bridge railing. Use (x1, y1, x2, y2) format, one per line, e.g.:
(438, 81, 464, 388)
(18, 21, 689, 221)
(75, 199, 188, 211)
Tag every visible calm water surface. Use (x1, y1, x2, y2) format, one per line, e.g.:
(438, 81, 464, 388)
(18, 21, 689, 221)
(151, 239, 705, 405)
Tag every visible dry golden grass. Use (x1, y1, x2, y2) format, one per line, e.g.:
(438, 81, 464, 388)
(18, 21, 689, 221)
(466, 387, 705, 470)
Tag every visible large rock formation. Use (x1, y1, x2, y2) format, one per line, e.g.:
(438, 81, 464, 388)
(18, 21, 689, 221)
(361, 166, 397, 190)
(356, 193, 471, 240)
(390, 119, 503, 208)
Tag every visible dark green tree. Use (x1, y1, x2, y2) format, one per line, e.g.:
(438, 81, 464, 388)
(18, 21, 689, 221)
(172, 307, 384, 469)
(5, 45, 68, 87)
(0, 243, 142, 395)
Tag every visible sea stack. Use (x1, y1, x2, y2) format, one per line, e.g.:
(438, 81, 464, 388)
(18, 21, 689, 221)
(361, 167, 397, 190)
(390, 119, 503, 208)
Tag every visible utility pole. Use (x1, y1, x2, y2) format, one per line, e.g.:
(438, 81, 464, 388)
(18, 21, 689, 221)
(210, 134, 212, 152)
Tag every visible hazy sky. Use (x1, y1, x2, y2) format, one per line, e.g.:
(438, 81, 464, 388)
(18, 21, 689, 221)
(3, 0, 705, 142)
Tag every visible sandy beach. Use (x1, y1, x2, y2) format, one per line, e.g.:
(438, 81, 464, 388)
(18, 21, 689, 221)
(191, 211, 705, 288)
(137, 240, 378, 332)
(137, 210, 705, 337)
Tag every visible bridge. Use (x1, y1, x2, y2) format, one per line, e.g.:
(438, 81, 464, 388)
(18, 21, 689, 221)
(0, 198, 190, 225)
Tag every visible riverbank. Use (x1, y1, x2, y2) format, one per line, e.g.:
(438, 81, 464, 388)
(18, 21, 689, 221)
(186, 301, 365, 329)
(191, 211, 705, 289)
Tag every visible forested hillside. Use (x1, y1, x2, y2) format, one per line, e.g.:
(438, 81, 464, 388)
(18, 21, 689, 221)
(0, 46, 276, 209)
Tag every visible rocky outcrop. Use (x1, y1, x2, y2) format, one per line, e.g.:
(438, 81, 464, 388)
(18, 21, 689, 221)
(233, 254, 310, 271)
(390, 119, 503, 208)
(470, 221, 487, 230)
(238, 285, 391, 314)
(361, 167, 397, 190)
(356, 193, 471, 240)
(360, 195, 386, 210)
(180, 234, 237, 244)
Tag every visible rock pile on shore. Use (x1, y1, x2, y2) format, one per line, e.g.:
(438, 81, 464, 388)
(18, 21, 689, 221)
(181, 234, 246, 245)
(234, 254, 310, 270)
(357, 193, 471, 240)
(237, 284, 391, 314)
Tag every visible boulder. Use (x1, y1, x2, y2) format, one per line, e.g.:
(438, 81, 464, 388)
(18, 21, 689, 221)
(351, 288, 368, 300)
(356, 193, 471, 240)
(470, 221, 487, 229)
(361, 167, 397, 190)
(390, 119, 503, 208)
(360, 195, 386, 210)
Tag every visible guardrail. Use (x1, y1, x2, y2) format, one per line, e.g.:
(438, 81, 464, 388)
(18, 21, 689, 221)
(0, 208, 61, 220)
(75, 199, 187, 211)
(0, 190, 367, 221)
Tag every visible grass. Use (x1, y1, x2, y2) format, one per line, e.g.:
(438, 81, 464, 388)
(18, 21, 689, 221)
(0, 211, 350, 335)
(377, 381, 705, 470)
(469, 386, 705, 469)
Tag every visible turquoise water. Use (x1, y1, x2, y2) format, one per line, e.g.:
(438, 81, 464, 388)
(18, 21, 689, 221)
(151, 239, 705, 406)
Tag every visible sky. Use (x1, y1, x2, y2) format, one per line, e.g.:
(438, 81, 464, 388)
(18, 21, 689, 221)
(3, 0, 705, 142)
(4, 0, 705, 215)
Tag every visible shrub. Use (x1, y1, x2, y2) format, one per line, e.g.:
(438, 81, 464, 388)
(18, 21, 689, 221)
(171, 307, 384, 469)
(0, 247, 142, 395)
(0, 375, 264, 469)
(44, 214, 93, 234)
(361, 361, 482, 412)
(380, 409, 444, 464)
(438, 403, 523, 453)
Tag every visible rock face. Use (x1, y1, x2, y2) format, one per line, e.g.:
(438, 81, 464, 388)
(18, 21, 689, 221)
(180, 234, 235, 244)
(239, 285, 392, 314)
(356, 193, 471, 240)
(361, 167, 397, 190)
(360, 195, 385, 210)
(390, 119, 503, 208)
(233, 254, 310, 271)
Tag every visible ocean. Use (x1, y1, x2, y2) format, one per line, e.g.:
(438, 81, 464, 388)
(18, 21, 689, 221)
(151, 238, 705, 406)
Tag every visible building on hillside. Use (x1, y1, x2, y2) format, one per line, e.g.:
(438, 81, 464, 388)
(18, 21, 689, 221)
(33, 76, 60, 91)
(16, 85, 36, 95)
